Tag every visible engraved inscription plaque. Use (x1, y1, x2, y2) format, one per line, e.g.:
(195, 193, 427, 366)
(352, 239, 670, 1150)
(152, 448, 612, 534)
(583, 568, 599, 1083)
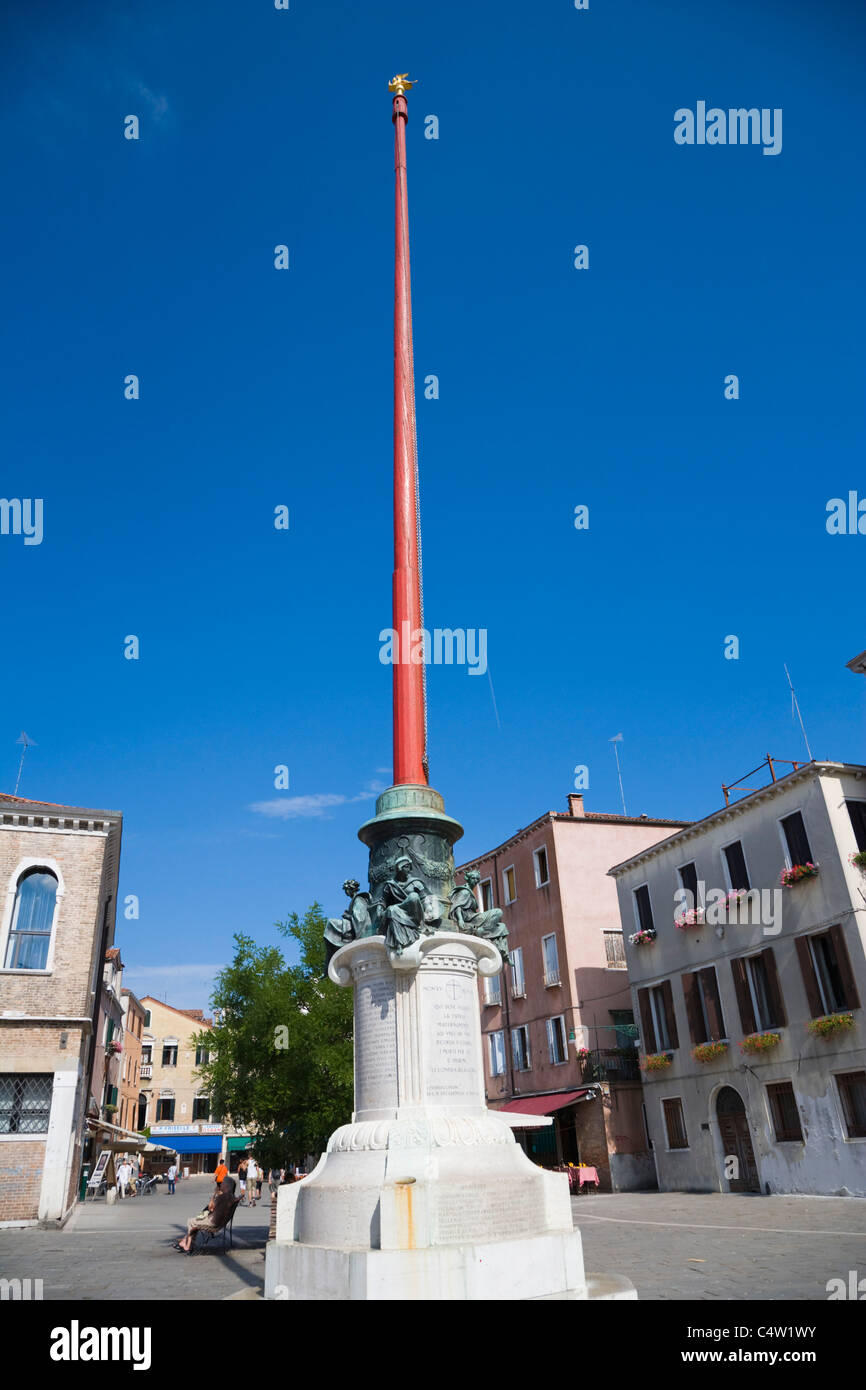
(420, 966, 484, 1109)
(354, 970, 398, 1116)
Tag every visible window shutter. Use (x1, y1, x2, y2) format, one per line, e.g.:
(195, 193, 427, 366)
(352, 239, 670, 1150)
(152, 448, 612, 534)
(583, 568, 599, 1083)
(760, 948, 787, 1028)
(661, 979, 679, 1049)
(781, 811, 812, 866)
(795, 935, 823, 1019)
(701, 968, 725, 1040)
(638, 987, 657, 1054)
(731, 957, 757, 1034)
(682, 972, 704, 1045)
(546, 1018, 554, 1063)
(829, 924, 861, 1011)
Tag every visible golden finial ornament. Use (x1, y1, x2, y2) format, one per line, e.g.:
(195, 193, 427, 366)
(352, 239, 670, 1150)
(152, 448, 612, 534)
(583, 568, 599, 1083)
(388, 74, 415, 96)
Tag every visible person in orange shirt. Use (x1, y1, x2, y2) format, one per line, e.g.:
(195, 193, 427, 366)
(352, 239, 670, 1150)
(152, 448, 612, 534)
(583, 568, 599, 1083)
(214, 1159, 228, 1188)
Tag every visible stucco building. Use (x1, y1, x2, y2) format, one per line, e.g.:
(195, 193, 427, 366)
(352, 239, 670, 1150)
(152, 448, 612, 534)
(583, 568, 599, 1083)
(610, 759, 866, 1196)
(0, 793, 122, 1225)
(138, 997, 235, 1173)
(459, 793, 689, 1190)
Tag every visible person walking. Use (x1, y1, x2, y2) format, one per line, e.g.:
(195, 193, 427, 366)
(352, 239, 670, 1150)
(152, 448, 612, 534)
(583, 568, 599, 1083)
(214, 1158, 228, 1189)
(166, 1161, 177, 1196)
(246, 1156, 259, 1206)
(116, 1157, 132, 1199)
(237, 1157, 248, 1203)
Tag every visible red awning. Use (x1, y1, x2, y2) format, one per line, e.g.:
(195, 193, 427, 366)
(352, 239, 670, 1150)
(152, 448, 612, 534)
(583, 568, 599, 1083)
(499, 1090, 590, 1116)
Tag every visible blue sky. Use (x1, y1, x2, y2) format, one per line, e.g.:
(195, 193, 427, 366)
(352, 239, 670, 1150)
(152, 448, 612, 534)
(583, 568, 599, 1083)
(2, 0, 864, 1008)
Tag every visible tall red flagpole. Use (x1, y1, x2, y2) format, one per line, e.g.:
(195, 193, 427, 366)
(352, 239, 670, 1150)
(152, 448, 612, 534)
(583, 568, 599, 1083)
(390, 74, 428, 788)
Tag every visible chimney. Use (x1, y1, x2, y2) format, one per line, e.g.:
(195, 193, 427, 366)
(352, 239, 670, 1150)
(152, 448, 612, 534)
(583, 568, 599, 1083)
(567, 793, 585, 818)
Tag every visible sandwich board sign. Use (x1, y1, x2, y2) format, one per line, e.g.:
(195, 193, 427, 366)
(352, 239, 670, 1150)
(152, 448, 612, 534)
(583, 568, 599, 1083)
(87, 1149, 111, 1195)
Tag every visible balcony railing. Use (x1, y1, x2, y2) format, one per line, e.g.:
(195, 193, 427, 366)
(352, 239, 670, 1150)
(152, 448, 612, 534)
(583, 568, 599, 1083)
(543, 969, 561, 988)
(579, 1048, 641, 1083)
(139, 1065, 152, 1079)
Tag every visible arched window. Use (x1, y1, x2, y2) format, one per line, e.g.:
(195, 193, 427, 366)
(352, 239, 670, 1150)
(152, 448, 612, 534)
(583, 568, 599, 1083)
(4, 868, 58, 969)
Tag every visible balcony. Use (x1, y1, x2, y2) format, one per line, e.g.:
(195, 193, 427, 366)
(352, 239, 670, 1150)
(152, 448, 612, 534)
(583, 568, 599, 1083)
(579, 1048, 641, 1084)
(139, 1065, 152, 1079)
(543, 970, 561, 988)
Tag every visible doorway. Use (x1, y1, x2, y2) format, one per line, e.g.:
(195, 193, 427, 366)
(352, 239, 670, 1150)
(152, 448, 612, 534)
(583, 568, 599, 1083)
(716, 1086, 760, 1192)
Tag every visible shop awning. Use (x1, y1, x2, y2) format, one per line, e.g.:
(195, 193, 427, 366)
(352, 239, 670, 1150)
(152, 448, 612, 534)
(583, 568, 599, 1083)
(154, 1135, 223, 1155)
(226, 1136, 254, 1151)
(499, 1090, 590, 1117)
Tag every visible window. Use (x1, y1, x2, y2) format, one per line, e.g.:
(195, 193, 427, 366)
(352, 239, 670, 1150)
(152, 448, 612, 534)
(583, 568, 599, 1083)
(156, 1098, 175, 1121)
(479, 878, 494, 911)
(731, 950, 786, 1033)
(637, 981, 679, 1053)
(195, 1046, 210, 1066)
(683, 967, 725, 1044)
(488, 1031, 506, 1077)
(603, 931, 626, 970)
(0, 1074, 52, 1134)
(797, 928, 860, 1017)
(161, 1046, 178, 1068)
(662, 1097, 688, 1149)
(542, 934, 560, 987)
(3, 869, 58, 970)
(140, 1045, 152, 1066)
(143, 1010, 152, 1028)
(780, 811, 813, 867)
(677, 861, 699, 906)
(533, 846, 549, 887)
(722, 840, 750, 891)
(512, 1025, 531, 1071)
(547, 1015, 567, 1065)
(482, 973, 502, 1006)
(192, 1097, 211, 1121)
(845, 800, 866, 853)
(836, 1071, 866, 1139)
(510, 946, 526, 997)
(502, 866, 516, 904)
(766, 1081, 803, 1142)
(633, 884, 655, 935)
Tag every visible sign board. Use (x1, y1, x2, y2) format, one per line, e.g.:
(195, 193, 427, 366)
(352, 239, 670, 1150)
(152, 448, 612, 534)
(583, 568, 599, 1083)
(87, 1150, 111, 1189)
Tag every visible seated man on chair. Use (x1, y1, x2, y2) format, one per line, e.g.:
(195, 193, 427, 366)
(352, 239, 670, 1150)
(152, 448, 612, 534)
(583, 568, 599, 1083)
(174, 1177, 236, 1253)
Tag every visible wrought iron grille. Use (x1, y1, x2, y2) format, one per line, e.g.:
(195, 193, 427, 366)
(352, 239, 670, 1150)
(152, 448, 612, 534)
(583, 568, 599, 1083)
(0, 1073, 53, 1133)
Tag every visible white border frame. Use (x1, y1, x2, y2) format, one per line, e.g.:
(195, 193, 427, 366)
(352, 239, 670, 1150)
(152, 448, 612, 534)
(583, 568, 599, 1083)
(502, 865, 517, 905)
(533, 845, 550, 888)
(0, 858, 66, 975)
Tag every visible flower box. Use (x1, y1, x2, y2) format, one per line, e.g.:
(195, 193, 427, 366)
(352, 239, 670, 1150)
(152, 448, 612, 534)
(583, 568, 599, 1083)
(641, 1052, 673, 1072)
(807, 1011, 855, 1039)
(739, 1031, 781, 1054)
(629, 928, 656, 946)
(675, 908, 705, 931)
(692, 1040, 729, 1064)
(849, 851, 866, 873)
(779, 863, 819, 888)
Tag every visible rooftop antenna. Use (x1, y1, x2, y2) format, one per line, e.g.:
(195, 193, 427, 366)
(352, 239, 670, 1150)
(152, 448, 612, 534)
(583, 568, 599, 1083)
(609, 733, 628, 816)
(14, 732, 36, 796)
(783, 664, 814, 762)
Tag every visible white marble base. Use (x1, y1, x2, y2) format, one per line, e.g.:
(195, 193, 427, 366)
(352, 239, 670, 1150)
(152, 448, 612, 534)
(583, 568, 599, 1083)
(265, 1228, 596, 1301)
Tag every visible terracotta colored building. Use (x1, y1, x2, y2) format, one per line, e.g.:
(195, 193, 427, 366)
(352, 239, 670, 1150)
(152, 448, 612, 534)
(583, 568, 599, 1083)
(459, 793, 688, 1190)
(119, 987, 146, 1134)
(0, 793, 122, 1225)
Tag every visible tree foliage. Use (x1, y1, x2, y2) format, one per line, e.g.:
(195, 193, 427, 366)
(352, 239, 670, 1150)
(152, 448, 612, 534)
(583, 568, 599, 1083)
(194, 904, 353, 1170)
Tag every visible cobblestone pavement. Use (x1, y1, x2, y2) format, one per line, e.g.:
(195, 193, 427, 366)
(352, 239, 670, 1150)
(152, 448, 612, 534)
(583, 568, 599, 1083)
(571, 1191, 866, 1300)
(0, 1176, 269, 1301)
(2, 1182, 864, 1301)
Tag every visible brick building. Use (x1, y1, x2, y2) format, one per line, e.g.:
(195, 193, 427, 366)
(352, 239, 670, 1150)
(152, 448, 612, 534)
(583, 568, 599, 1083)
(0, 793, 122, 1225)
(459, 793, 688, 1190)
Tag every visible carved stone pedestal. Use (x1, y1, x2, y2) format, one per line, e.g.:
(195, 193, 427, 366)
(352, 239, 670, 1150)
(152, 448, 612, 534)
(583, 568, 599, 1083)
(264, 933, 635, 1301)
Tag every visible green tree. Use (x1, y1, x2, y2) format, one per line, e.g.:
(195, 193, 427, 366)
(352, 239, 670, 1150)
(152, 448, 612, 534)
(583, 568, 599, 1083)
(194, 904, 353, 1171)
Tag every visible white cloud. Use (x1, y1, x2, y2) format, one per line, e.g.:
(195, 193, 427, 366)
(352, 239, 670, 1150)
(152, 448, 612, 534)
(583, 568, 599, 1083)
(248, 781, 385, 821)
